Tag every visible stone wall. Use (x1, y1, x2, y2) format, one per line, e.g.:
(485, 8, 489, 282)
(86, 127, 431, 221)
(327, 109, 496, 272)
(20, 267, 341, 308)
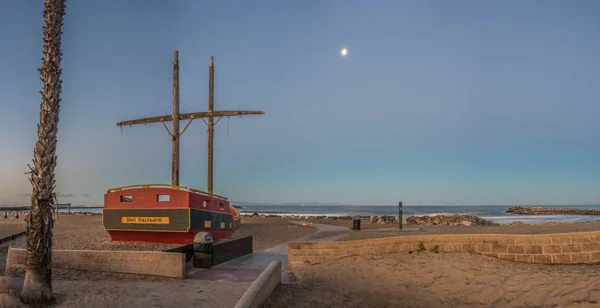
(6, 248, 185, 278)
(288, 232, 600, 268)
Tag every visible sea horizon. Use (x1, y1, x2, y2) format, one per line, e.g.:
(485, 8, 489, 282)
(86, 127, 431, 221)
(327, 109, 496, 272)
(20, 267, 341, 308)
(235, 204, 600, 226)
(3, 204, 600, 226)
(2, 203, 600, 208)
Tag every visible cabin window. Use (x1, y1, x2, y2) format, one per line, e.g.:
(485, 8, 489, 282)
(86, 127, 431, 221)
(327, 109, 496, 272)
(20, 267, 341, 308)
(229, 222, 232, 228)
(219, 203, 224, 210)
(120, 195, 132, 202)
(203, 201, 207, 208)
(220, 222, 225, 229)
(157, 194, 170, 202)
(204, 221, 211, 228)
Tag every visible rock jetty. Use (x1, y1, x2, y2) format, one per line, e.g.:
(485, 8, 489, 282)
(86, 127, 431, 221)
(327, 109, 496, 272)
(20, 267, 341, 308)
(507, 206, 600, 215)
(406, 215, 493, 226)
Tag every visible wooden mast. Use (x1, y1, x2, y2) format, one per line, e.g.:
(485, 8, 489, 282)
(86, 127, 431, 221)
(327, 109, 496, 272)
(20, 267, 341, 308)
(117, 53, 264, 194)
(172, 51, 180, 186)
(207, 56, 215, 193)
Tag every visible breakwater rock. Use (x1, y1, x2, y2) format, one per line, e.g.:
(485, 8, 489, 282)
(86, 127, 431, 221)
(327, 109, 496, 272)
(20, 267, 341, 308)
(406, 215, 494, 226)
(507, 206, 600, 216)
(369, 215, 399, 224)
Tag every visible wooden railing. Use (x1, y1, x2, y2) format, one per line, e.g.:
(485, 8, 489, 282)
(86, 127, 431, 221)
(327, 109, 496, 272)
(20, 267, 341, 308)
(105, 184, 228, 200)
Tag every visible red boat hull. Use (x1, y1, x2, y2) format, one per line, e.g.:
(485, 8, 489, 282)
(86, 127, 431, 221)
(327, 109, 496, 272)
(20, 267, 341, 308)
(102, 185, 241, 245)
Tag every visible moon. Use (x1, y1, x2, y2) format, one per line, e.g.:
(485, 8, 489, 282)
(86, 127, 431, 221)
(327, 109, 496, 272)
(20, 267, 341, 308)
(341, 48, 348, 56)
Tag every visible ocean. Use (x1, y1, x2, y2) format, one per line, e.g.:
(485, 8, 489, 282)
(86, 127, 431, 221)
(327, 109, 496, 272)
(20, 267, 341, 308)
(15, 204, 600, 225)
(237, 204, 600, 225)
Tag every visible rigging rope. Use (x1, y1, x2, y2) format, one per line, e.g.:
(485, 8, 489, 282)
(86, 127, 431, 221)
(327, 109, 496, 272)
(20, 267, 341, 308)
(227, 116, 230, 138)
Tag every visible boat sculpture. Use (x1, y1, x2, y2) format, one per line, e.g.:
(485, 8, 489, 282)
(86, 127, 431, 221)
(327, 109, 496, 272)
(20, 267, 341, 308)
(102, 54, 262, 245)
(103, 184, 241, 244)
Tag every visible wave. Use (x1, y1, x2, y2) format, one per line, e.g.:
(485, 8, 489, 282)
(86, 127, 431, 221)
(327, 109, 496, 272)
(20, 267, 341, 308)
(241, 213, 361, 217)
(239, 210, 293, 214)
(409, 212, 490, 217)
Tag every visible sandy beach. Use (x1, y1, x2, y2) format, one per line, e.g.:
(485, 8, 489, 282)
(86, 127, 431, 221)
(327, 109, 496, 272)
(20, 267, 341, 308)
(272, 218, 600, 307)
(0, 220, 26, 239)
(2, 216, 600, 307)
(263, 252, 600, 308)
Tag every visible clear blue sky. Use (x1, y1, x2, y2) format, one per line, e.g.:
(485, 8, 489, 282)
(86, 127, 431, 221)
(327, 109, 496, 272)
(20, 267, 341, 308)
(1, 0, 600, 206)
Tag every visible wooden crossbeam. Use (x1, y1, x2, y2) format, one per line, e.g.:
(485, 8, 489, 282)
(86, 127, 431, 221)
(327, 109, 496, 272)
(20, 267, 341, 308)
(116, 110, 264, 127)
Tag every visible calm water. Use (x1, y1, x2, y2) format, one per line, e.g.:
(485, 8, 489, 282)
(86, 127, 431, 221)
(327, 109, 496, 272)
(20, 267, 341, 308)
(9, 205, 600, 225)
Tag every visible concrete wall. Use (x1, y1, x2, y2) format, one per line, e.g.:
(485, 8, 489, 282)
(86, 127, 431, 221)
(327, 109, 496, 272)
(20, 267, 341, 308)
(288, 231, 600, 268)
(234, 261, 281, 308)
(6, 248, 185, 278)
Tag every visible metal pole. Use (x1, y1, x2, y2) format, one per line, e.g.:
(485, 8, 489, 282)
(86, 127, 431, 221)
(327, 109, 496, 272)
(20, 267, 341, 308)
(399, 201, 403, 230)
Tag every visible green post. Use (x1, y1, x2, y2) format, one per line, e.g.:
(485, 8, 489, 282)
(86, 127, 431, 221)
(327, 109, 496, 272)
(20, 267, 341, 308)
(399, 201, 403, 230)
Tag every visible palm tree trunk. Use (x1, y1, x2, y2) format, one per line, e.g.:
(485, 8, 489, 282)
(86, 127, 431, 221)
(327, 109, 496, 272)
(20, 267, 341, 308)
(20, 0, 67, 305)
